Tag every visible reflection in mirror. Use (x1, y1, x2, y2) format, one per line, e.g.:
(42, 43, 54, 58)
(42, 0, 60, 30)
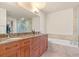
(6, 17, 32, 38)
(16, 18, 32, 33)
(0, 2, 37, 37)
(17, 18, 27, 33)
(7, 17, 32, 34)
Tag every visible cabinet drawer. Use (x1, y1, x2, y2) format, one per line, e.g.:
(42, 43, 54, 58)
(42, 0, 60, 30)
(31, 42, 40, 49)
(31, 37, 40, 45)
(31, 37, 38, 44)
(20, 39, 30, 47)
(3, 42, 19, 51)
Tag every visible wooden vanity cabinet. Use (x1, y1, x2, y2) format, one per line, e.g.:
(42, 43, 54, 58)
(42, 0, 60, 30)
(0, 34, 48, 57)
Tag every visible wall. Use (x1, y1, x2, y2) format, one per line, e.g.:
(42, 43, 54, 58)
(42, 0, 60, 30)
(46, 8, 79, 46)
(32, 7, 79, 46)
(39, 11, 46, 33)
(32, 16, 40, 32)
(76, 7, 79, 35)
(76, 7, 79, 42)
(32, 11, 46, 33)
(46, 8, 73, 35)
(0, 8, 6, 34)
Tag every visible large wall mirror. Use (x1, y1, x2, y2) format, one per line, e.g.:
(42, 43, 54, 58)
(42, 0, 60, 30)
(0, 2, 36, 34)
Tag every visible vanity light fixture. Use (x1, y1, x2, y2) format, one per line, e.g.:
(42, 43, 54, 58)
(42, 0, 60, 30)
(17, 2, 46, 10)
(31, 2, 46, 9)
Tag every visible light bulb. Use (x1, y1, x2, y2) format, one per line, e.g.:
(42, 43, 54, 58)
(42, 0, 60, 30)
(32, 2, 46, 9)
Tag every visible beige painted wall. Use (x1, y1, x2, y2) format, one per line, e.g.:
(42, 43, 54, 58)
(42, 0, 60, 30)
(32, 11, 46, 33)
(32, 16, 40, 32)
(0, 8, 6, 34)
(76, 7, 79, 35)
(76, 6, 79, 41)
(46, 8, 73, 35)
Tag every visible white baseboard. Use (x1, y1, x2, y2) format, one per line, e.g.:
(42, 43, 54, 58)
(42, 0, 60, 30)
(48, 38, 78, 48)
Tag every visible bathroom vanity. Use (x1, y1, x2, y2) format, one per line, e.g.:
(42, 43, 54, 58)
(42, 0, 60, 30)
(0, 5, 48, 57)
(0, 34, 48, 57)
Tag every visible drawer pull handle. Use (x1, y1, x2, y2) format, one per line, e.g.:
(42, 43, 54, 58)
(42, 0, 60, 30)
(24, 41, 29, 44)
(5, 45, 17, 49)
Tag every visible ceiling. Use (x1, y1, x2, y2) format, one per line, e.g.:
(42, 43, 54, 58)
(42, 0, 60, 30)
(0, 2, 36, 19)
(42, 2, 79, 13)
(0, 2, 79, 19)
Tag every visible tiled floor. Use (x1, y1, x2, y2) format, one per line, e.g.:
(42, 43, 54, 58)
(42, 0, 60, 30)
(41, 41, 79, 57)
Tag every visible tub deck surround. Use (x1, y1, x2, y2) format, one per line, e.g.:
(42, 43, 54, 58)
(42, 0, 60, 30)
(0, 34, 48, 57)
(48, 34, 74, 40)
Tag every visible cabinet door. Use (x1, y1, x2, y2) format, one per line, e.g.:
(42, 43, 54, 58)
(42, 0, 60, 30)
(20, 39, 30, 57)
(39, 35, 48, 56)
(30, 37, 40, 57)
(20, 48, 25, 57)
(20, 46, 30, 57)
(30, 47, 40, 57)
(40, 40, 44, 55)
(45, 36, 48, 51)
(24, 46, 30, 57)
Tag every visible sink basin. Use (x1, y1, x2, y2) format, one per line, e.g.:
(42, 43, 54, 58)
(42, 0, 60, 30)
(0, 38, 8, 42)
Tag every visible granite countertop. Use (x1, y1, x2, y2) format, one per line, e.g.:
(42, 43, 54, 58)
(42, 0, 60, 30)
(0, 34, 44, 44)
